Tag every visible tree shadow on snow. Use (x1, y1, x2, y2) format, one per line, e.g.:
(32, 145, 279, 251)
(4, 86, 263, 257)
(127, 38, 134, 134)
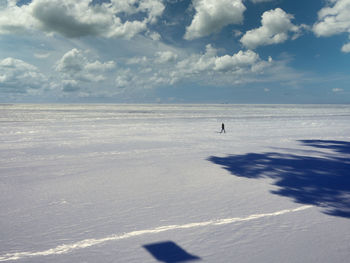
(208, 140, 350, 218)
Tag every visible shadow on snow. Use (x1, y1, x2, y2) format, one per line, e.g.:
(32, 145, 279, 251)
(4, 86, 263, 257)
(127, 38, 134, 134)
(143, 241, 201, 263)
(208, 140, 350, 218)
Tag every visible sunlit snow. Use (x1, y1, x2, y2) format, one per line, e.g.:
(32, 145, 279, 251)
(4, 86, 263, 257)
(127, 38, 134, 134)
(1, 104, 350, 262)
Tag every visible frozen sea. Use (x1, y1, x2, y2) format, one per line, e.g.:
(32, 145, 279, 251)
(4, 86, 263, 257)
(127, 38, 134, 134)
(1, 104, 350, 262)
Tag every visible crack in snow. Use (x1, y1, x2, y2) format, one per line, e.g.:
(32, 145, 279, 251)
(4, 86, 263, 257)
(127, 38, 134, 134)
(0, 205, 312, 261)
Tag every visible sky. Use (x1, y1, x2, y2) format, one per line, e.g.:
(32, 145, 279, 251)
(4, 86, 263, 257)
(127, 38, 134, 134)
(0, 0, 350, 104)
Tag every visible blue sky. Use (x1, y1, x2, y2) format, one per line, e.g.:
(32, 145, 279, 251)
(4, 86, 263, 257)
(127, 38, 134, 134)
(0, 0, 349, 103)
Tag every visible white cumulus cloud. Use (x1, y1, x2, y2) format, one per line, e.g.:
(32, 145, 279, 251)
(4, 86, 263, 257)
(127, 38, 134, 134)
(240, 8, 301, 49)
(214, 50, 259, 71)
(0, 0, 35, 34)
(313, 0, 350, 52)
(0, 57, 47, 93)
(55, 48, 116, 91)
(184, 0, 246, 40)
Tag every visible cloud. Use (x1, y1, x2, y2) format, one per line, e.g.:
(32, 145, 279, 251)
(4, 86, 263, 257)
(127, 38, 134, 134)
(176, 44, 217, 73)
(313, 0, 350, 37)
(313, 0, 350, 52)
(0, 0, 35, 34)
(169, 45, 307, 88)
(115, 69, 138, 89)
(34, 52, 51, 59)
(240, 8, 301, 49)
(332, 88, 344, 93)
(214, 50, 259, 71)
(341, 42, 350, 52)
(155, 51, 178, 63)
(0, 0, 164, 39)
(127, 56, 148, 65)
(116, 51, 179, 89)
(110, 0, 165, 24)
(109, 45, 271, 90)
(173, 44, 274, 86)
(0, 57, 47, 93)
(184, 0, 246, 40)
(44, 42, 305, 97)
(61, 80, 79, 92)
(115, 67, 169, 90)
(146, 31, 162, 41)
(55, 48, 116, 91)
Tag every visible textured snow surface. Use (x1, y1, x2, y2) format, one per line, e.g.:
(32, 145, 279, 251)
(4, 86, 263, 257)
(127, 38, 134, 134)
(1, 104, 350, 262)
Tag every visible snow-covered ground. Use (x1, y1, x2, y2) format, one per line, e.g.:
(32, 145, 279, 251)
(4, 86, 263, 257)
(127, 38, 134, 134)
(1, 104, 349, 263)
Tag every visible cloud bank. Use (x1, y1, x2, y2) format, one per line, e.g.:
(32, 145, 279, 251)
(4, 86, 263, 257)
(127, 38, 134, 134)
(0, 0, 346, 102)
(0, 0, 165, 39)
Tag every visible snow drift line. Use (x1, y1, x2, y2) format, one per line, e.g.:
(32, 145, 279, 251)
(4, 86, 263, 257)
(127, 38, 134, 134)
(0, 205, 312, 262)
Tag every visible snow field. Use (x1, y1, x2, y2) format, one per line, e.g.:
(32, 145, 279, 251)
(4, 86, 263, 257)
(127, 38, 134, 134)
(1, 104, 350, 262)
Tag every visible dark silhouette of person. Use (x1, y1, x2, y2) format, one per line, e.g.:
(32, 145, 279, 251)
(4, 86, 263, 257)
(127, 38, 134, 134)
(220, 123, 226, 133)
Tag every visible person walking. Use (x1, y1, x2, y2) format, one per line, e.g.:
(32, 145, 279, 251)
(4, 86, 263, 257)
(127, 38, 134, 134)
(220, 123, 226, 133)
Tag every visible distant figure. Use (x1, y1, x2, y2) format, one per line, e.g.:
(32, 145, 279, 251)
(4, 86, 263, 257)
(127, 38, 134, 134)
(220, 123, 226, 133)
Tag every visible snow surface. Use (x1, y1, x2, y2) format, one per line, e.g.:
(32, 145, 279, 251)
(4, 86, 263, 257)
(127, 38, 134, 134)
(0, 104, 350, 263)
